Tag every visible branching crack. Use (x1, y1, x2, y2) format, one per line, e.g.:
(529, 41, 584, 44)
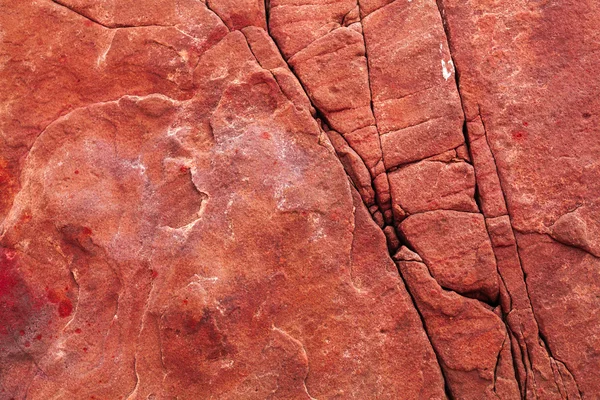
(434, 0, 584, 395)
(51, 0, 168, 29)
(257, 3, 452, 395)
(205, 0, 231, 32)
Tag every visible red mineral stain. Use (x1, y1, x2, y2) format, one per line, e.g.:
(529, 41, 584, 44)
(35, 334, 42, 340)
(47, 289, 61, 304)
(58, 299, 73, 318)
(82, 227, 93, 236)
(74, 170, 79, 175)
(151, 270, 159, 279)
(523, 121, 529, 126)
(512, 130, 527, 141)
(179, 165, 189, 173)
(19, 330, 25, 336)
(48, 285, 74, 319)
(83, 347, 88, 352)
(261, 131, 271, 139)
(75, 328, 82, 334)
(24, 342, 30, 348)
(183, 299, 188, 305)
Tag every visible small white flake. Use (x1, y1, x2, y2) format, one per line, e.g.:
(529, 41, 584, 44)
(441, 59, 454, 80)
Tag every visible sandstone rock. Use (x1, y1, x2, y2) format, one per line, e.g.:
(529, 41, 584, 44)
(396, 255, 519, 399)
(1, 0, 599, 398)
(439, 0, 600, 395)
(399, 210, 499, 303)
(389, 160, 478, 214)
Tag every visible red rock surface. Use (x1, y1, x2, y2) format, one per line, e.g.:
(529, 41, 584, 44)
(0, 0, 598, 398)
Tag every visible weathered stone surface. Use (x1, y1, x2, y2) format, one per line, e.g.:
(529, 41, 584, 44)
(389, 160, 478, 215)
(1, 0, 599, 398)
(399, 210, 499, 303)
(438, 0, 600, 396)
(397, 254, 519, 400)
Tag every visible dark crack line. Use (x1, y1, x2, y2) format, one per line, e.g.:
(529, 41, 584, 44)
(325, 129, 380, 208)
(262, 1, 452, 395)
(516, 319, 539, 397)
(507, 328, 527, 398)
(526, 303, 584, 399)
(357, 0, 453, 394)
(399, 227, 499, 307)
(358, 0, 450, 369)
(355, 1, 395, 226)
(379, 115, 445, 137)
(384, 144, 474, 174)
(51, 0, 168, 29)
(433, 1, 533, 397)
(205, 0, 231, 32)
(471, 43, 583, 400)
(394, 264, 454, 399)
(243, 36, 379, 211)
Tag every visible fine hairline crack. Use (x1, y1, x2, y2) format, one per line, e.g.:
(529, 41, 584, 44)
(50, 0, 168, 29)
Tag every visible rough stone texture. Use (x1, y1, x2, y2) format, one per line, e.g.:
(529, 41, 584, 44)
(396, 248, 519, 400)
(1, 0, 599, 398)
(399, 211, 499, 303)
(389, 160, 478, 215)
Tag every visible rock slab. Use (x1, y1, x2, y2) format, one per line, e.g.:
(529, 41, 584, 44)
(0, 0, 599, 398)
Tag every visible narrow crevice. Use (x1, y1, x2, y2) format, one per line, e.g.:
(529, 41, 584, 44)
(358, 1, 458, 394)
(262, 1, 454, 395)
(394, 265, 454, 399)
(385, 143, 471, 174)
(506, 328, 526, 397)
(324, 128, 380, 209)
(492, 335, 506, 396)
(477, 92, 583, 399)
(204, 0, 231, 32)
(263, 0, 391, 230)
(518, 319, 539, 396)
(354, 7, 394, 223)
(399, 228, 500, 308)
(514, 239, 584, 399)
(264, 0, 271, 24)
(434, 2, 542, 397)
(460, 120, 485, 212)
